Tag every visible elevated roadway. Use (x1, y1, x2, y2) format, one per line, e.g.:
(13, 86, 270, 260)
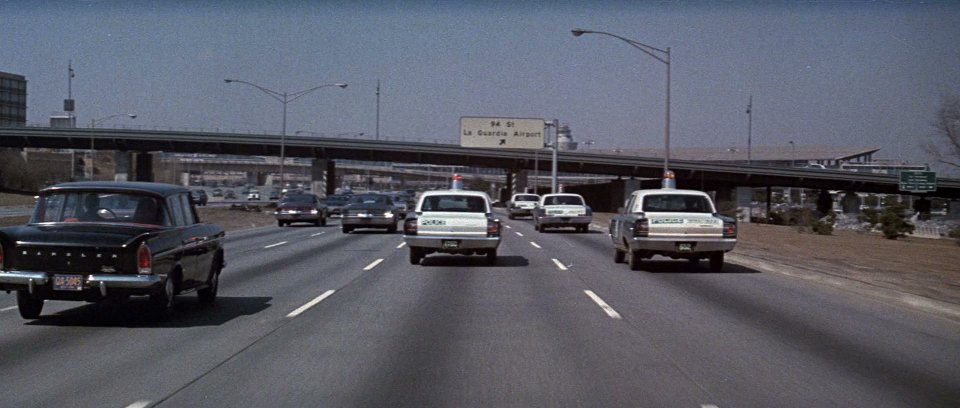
(2, 126, 958, 198)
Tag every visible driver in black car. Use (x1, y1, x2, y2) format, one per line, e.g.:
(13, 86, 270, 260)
(77, 193, 102, 221)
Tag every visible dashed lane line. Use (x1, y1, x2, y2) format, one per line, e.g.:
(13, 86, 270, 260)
(1, 305, 18, 312)
(515, 231, 524, 237)
(264, 241, 287, 249)
(584, 290, 622, 320)
(396, 242, 406, 249)
(286, 290, 336, 318)
(552, 258, 568, 271)
(310, 231, 326, 237)
(530, 242, 542, 249)
(125, 400, 152, 408)
(363, 259, 384, 271)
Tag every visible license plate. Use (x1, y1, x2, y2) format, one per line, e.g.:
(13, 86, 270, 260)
(442, 240, 460, 249)
(677, 243, 694, 253)
(53, 274, 84, 291)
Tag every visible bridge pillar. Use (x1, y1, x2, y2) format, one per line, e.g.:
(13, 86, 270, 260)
(841, 192, 861, 214)
(114, 152, 132, 182)
(947, 200, 960, 219)
(326, 160, 337, 196)
(502, 172, 514, 203)
(133, 152, 153, 182)
(309, 159, 331, 197)
(513, 170, 528, 195)
(816, 189, 833, 217)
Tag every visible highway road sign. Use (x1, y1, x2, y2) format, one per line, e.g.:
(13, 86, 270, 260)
(460, 117, 545, 149)
(899, 170, 936, 193)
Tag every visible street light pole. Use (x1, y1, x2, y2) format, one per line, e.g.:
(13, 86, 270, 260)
(88, 113, 137, 180)
(789, 140, 796, 167)
(225, 79, 346, 191)
(572, 28, 672, 184)
(747, 95, 753, 165)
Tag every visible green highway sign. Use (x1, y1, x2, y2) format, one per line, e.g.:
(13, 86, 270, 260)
(899, 170, 936, 193)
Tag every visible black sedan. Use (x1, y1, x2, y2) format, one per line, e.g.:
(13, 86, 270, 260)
(275, 193, 328, 227)
(0, 181, 225, 319)
(340, 193, 398, 233)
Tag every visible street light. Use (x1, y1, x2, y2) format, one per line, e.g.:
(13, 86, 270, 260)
(224, 78, 347, 190)
(88, 113, 137, 180)
(572, 28, 672, 185)
(788, 140, 796, 167)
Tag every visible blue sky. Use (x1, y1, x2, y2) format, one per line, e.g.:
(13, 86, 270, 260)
(3, 1, 959, 174)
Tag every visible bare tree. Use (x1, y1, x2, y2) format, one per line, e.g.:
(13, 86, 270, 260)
(926, 93, 960, 171)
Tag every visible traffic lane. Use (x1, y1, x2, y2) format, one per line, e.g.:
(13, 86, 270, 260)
(157, 229, 718, 407)
(0, 223, 392, 407)
(539, 225, 960, 407)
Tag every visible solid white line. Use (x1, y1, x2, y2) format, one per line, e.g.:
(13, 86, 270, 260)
(310, 231, 325, 237)
(530, 242, 542, 249)
(1, 306, 18, 312)
(584, 290, 622, 319)
(552, 258, 568, 270)
(286, 290, 336, 318)
(515, 231, 524, 237)
(264, 241, 287, 249)
(396, 242, 406, 249)
(363, 259, 384, 271)
(125, 400, 152, 408)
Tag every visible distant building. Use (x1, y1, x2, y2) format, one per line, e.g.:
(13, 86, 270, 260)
(557, 123, 578, 150)
(0, 71, 27, 126)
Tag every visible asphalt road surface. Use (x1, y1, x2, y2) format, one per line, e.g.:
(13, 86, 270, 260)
(1, 213, 958, 407)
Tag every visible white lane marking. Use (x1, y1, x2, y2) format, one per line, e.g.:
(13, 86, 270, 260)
(552, 258, 568, 271)
(530, 242, 542, 249)
(310, 231, 326, 237)
(125, 400, 152, 408)
(504, 225, 512, 229)
(286, 290, 336, 318)
(264, 241, 287, 249)
(363, 259, 384, 271)
(396, 242, 406, 249)
(584, 290, 622, 319)
(514, 231, 524, 237)
(702, 405, 720, 408)
(1, 306, 17, 312)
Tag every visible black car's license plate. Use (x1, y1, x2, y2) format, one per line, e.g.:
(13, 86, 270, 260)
(53, 274, 84, 291)
(442, 240, 460, 249)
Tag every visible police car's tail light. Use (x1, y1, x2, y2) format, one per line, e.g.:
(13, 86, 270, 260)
(0, 245, 4, 269)
(723, 221, 737, 238)
(404, 218, 418, 235)
(487, 219, 501, 237)
(633, 218, 649, 237)
(137, 243, 152, 275)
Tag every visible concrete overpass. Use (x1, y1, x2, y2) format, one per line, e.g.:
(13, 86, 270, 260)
(2, 126, 959, 201)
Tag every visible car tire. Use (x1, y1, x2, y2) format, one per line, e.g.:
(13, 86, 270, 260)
(16, 290, 43, 319)
(688, 258, 700, 265)
(709, 252, 724, 272)
(387, 224, 397, 233)
(320, 216, 327, 226)
(614, 248, 625, 263)
(535, 223, 541, 232)
(278, 220, 285, 227)
(198, 261, 220, 305)
(409, 248, 422, 265)
(486, 249, 497, 265)
(342, 225, 352, 234)
(508, 214, 515, 220)
(627, 250, 642, 271)
(151, 274, 177, 320)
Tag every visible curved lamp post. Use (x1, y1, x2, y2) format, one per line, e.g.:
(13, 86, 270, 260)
(224, 79, 346, 190)
(88, 113, 137, 180)
(571, 28, 672, 184)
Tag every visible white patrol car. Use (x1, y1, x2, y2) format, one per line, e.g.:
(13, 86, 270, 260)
(533, 193, 592, 233)
(507, 193, 540, 219)
(403, 190, 501, 265)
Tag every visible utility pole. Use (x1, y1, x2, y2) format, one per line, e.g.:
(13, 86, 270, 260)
(747, 95, 753, 165)
(375, 79, 381, 140)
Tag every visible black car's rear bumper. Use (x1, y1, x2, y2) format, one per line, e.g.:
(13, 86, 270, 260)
(0, 270, 163, 299)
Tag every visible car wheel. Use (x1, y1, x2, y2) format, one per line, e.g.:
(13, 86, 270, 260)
(320, 216, 327, 226)
(151, 274, 177, 319)
(387, 224, 397, 233)
(613, 248, 625, 263)
(709, 252, 725, 272)
(688, 258, 700, 265)
(535, 223, 541, 232)
(508, 214, 515, 220)
(342, 225, 352, 234)
(16, 290, 43, 319)
(486, 249, 497, 265)
(198, 261, 220, 305)
(627, 250, 642, 271)
(409, 247, 422, 265)
(278, 220, 284, 227)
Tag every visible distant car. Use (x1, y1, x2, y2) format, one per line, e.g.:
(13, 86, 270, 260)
(224, 189, 237, 199)
(324, 194, 351, 215)
(340, 193, 398, 233)
(389, 193, 409, 217)
(507, 193, 540, 219)
(0, 181, 226, 320)
(533, 193, 592, 232)
(190, 189, 208, 206)
(403, 189, 501, 265)
(268, 189, 281, 200)
(275, 193, 328, 227)
(211, 188, 223, 197)
(247, 189, 261, 201)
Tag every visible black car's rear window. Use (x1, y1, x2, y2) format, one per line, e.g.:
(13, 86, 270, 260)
(281, 194, 316, 204)
(32, 192, 167, 225)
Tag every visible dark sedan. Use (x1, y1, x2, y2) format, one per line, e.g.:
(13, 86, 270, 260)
(340, 193, 398, 233)
(275, 193, 328, 227)
(0, 181, 225, 319)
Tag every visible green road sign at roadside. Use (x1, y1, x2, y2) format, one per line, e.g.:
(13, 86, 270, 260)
(899, 171, 936, 193)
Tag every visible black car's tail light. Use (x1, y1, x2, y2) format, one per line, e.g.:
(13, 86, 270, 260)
(487, 219, 500, 237)
(137, 243, 152, 275)
(723, 221, 737, 238)
(404, 218, 418, 235)
(633, 218, 649, 237)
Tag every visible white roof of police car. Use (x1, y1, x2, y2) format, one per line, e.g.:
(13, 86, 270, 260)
(420, 189, 492, 199)
(632, 188, 712, 197)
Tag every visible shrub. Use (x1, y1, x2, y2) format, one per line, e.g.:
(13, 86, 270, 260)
(949, 226, 960, 246)
(810, 211, 835, 235)
(858, 208, 880, 231)
(879, 202, 915, 240)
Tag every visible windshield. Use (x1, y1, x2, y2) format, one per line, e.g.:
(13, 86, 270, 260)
(31, 192, 166, 225)
(420, 195, 488, 213)
(641, 194, 713, 213)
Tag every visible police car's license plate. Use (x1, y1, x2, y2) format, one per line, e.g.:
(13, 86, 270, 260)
(677, 243, 694, 252)
(442, 240, 460, 249)
(53, 274, 84, 291)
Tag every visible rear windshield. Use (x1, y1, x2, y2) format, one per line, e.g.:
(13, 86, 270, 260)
(641, 194, 712, 213)
(32, 192, 167, 225)
(281, 194, 316, 204)
(514, 195, 539, 202)
(543, 195, 584, 206)
(420, 195, 488, 213)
